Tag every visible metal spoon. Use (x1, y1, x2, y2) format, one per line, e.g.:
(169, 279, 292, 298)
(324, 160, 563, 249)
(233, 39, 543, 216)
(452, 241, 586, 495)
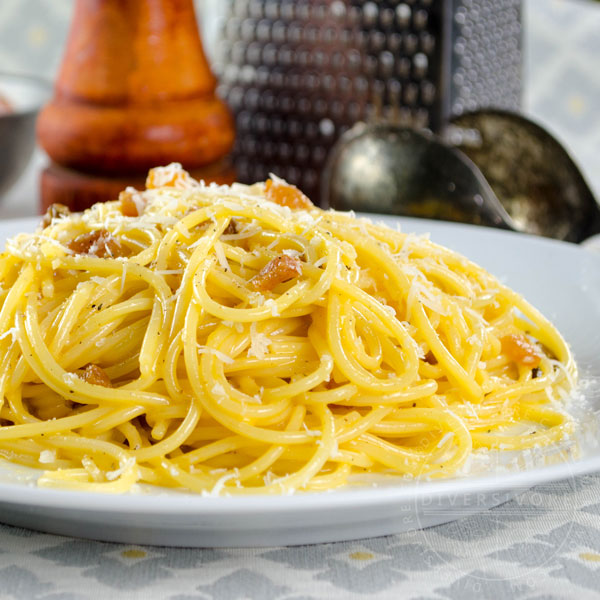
(322, 122, 517, 230)
(448, 109, 600, 243)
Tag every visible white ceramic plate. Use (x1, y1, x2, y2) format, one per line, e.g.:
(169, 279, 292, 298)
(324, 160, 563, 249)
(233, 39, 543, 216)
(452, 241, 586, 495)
(0, 215, 599, 548)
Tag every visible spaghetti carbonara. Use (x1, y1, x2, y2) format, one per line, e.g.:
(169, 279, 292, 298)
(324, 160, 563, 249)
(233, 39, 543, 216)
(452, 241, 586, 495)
(0, 164, 576, 494)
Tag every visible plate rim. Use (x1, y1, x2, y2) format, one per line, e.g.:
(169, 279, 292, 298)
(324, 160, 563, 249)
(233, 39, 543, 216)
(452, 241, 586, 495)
(0, 452, 597, 515)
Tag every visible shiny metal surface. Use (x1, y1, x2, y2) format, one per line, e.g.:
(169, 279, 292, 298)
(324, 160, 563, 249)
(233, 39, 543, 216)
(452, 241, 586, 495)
(449, 1, 522, 117)
(215, 0, 522, 203)
(322, 122, 515, 229)
(450, 110, 600, 243)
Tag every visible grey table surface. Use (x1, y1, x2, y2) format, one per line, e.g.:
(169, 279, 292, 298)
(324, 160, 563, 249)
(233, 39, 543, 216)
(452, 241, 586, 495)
(0, 0, 600, 598)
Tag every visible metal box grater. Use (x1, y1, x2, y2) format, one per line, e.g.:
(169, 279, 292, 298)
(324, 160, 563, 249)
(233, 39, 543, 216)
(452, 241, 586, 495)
(214, 0, 522, 203)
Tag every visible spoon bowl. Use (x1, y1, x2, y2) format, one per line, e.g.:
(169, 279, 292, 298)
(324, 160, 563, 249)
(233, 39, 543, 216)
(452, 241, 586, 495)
(322, 122, 516, 230)
(449, 109, 600, 243)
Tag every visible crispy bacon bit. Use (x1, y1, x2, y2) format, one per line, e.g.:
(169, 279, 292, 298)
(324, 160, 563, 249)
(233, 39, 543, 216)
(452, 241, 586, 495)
(68, 229, 126, 258)
(146, 164, 197, 190)
(223, 219, 238, 235)
(424, 351, 437, 365)
(265, 179, 313, 210)
(80, 364, 113, 388)
(501, 334, 541, 368)
(119, 188, 145, 217)
(251, 255, 303, 291)
(41, 203, 70, 229)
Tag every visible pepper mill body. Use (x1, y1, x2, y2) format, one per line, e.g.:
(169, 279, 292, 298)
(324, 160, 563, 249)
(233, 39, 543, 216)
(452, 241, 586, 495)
(37, 0, 236, 212)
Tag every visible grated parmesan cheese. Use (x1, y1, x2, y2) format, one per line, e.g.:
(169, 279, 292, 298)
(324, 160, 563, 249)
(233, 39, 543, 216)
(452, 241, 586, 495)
(106, 457, 136, 481)
(209, 471, 239, 497)
(247, 323, 272, 359)
(211, 382, 227, 397)
(265, 299, 279, 316)
(282, 248, 301, 259)
(39, 450, 56, 464)
(214, 241, 230, 272)
(197, 346, 234, 364)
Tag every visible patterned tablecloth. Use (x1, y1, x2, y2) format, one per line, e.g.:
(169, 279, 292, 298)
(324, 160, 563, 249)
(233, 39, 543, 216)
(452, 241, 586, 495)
(0, 1, 600, 598)
(0, 474, 599, 599)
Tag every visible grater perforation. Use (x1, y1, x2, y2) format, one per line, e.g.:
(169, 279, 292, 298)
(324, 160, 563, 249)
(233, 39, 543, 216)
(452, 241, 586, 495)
(215, 0, 521, 204)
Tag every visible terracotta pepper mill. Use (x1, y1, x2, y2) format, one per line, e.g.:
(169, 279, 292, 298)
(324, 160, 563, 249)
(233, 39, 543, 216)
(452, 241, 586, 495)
(37, 0, 236, 212)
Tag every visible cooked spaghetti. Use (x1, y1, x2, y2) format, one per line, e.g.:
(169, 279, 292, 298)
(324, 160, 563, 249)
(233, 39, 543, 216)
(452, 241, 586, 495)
(0, 164, 576, 494)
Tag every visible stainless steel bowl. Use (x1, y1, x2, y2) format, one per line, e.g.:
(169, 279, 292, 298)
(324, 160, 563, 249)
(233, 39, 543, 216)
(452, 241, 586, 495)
(0, 72, 51, 199)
